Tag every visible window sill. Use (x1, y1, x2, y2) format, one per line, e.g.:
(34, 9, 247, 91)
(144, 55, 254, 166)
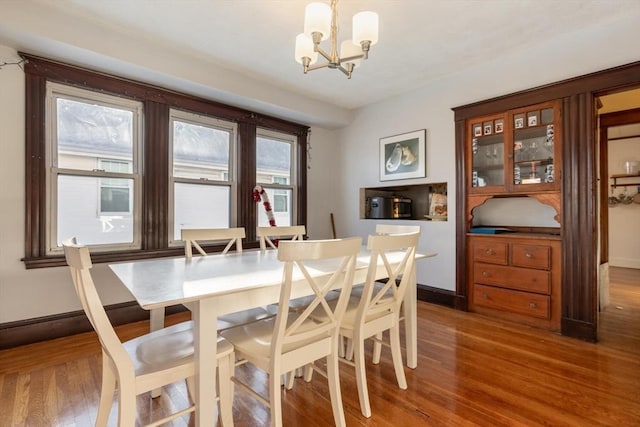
(22, 242, 261, 269)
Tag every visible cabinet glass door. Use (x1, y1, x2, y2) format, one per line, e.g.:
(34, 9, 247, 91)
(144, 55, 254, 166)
(513, 107, 555, 187)
(471, 118, 505, 189)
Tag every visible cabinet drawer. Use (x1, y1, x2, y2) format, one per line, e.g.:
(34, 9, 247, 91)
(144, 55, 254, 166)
(474, 262, 550, 294)
(512, 244, 551, 269)
(473, 284, 550, 319)
(472, 242, 508, 265)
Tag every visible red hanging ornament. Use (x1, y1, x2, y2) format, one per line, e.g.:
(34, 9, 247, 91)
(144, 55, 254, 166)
(253, 185, 277, 227)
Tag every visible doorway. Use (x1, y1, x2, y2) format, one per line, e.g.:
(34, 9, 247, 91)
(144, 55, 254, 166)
(597, 88, 640, 345)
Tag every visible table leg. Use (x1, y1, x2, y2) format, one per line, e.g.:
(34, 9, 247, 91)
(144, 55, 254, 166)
(150, 307, 165, 398)
(193, 299, 218, 426)
(404, 265, 418, 369)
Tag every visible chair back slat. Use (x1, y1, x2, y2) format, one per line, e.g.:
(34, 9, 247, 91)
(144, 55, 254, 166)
(273, 237, 361, 354)
(257, 225, 305, 253)
(181, 228, 246, 259)
(375, 224, 421, 235)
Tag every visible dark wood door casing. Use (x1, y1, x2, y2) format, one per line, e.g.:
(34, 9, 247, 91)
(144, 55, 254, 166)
(454, 60, 640, 342)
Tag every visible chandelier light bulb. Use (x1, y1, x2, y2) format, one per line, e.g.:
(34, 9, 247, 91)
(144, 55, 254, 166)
(304, 2, 331, 41)
(295, 33, 318, 65)
(353, 11, 379, 46)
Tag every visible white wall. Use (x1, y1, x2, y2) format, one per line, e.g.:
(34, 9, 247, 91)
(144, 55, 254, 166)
(0, 45, 135, 324)
(2, 7, 640, 323)
(0, 45, 343, 324)
(608, 136, 640, 268)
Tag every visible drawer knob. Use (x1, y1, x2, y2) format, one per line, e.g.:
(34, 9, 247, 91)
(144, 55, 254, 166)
(482, 293, 488, 299)
(485, 248, 495, 255)
(482, 271, 489, 277)
(525, 253, 533, 258)
(529, 302, 537, 309)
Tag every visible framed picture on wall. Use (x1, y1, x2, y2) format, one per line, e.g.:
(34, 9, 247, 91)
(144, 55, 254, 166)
(379, 129, 426, 181)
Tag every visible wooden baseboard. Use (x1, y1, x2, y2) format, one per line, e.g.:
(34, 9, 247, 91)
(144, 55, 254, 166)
(417, 284, 457, 308)
(0, 302, 188, 350)
(561, 317, 597, 342)
(3, 284, 458, 350)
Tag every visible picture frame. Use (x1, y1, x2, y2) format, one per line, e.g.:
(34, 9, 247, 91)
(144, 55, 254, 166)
(379, 129, 426, 181)
(494, 119, 504, 133)
(473, 124, 482, 137)
(514, 117, 524, 129)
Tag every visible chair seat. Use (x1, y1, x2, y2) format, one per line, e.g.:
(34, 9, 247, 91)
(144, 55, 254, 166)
(127, 321, 234, 376)
(218, 307, 274, 330)
(220, 314, 327, 370)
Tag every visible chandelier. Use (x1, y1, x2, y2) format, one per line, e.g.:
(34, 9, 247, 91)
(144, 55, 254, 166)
(294, 0, 379, 79)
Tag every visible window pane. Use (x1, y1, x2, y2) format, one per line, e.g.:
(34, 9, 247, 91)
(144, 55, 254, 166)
(57, 175, 134, 247)
(173, 120, 230, 181)
(173, 183, 230, 240)
(257, 187, 291, 226)
(256, 136, 291, 184)
(57, 98, 133, 170)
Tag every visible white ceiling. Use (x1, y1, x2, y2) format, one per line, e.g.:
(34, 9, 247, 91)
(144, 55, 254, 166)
(1, 0, 640, 126)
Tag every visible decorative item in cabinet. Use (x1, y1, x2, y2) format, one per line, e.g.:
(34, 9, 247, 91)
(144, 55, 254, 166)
(467, 234, 561, 331)
(467, 100, 561, 195)
(511, 103, 561, 191)
(469, 114, 506, 192)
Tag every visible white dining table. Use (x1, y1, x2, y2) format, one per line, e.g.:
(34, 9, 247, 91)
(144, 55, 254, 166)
(109, 247, 436, 426)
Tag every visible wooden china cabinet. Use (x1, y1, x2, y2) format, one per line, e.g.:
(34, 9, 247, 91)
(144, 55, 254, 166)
(464, 99, 563, 331)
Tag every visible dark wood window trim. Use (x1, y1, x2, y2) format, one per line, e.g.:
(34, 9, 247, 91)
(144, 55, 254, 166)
(22, 53, 309, 268)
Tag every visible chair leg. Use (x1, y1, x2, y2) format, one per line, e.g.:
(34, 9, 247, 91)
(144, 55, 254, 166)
(345, 337, 354, 361)
(389, 325, 407, 390)
(285, 370, 295, 390)
(303, 363, 314, 382)
(116, 379, 137, 427)
(353, 337, 372, 418)
(218, 354, 235, 427)
(326, 352, 347, 427)
(269, 369, 283, 427)
(96, 355, 116, 427)
(372, 331, 383, 364)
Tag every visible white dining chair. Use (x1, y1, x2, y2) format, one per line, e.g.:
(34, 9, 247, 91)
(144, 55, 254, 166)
(258, 225, 311, 311)
(62, 238, 235, 427)
(364, 223, 422, 358)
(257, 225, 306, 253)
(311, 232, 420, 418)
(180, 227, 274, 330)
(220, 237, 362, 427)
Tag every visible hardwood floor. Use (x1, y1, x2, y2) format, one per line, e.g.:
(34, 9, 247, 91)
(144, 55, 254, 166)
(2, 269, 639, 426)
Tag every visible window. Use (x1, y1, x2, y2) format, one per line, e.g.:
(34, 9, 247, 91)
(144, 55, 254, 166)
(46, 83, 142, 253)
(24, 55, 308, 267)
(169, 110, 237, 243)
(256, 129, 295, 226)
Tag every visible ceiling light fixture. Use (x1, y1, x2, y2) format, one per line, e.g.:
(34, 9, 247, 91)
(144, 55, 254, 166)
(294, 0, 379, 79)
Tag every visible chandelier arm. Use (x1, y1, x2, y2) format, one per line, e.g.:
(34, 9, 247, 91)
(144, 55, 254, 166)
(306, 62, 331, 72)
(339, 53, 366, 63)
(314, 45, 333, 63)
(337, 64, 353, 79)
